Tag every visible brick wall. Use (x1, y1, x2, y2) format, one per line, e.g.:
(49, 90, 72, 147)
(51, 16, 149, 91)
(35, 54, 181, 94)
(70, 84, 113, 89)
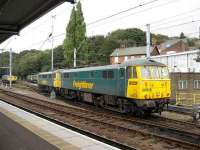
(170, 73, 200, 99)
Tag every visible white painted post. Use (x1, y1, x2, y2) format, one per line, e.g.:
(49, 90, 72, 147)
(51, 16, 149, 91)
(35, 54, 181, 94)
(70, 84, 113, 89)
(199, 26, 200, 39)
(9, 48, 12, 88)
(51, 15, 55, 71)
(74, 48, 77, 67)
(146, 24, 151, 59)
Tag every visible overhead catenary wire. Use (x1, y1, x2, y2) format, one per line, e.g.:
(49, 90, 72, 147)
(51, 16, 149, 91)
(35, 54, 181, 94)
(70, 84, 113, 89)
(19, 0, 182, 40)
(87, 2, 199, 31)
(24, 33, 65, 50)
(150, 14, 200, 29)
(24, 32, 146, 51)
(87, 0, 160, 26)
(20, 4, 74, 35)
(152, 19, 200, 31)
(1, 36, 16, 51)
(1, 0, 173, 50)
(38, 33, 53, 50)
(18, 18, 200, 50)
(3, 0, 200, 51)
(87, 0, 180, 30)
(148, 7, 200, 26)
(19, 0, 161, 36)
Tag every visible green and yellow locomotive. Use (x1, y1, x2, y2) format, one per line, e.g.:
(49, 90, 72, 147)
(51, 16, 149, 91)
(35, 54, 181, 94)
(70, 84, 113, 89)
(2, 75, 17, 83)
(27, 74, 38, 83)
(38, 59, 171, 115)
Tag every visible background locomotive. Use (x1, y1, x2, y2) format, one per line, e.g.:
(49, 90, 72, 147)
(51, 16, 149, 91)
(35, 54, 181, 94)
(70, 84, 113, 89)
(27, 74, 38, 83)
(37, 59, 171, 115)
(2, 75, 17, 84)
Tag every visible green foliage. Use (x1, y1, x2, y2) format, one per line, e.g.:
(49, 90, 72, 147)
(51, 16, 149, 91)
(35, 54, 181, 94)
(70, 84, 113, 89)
(108, 28, 146, 47)
(100, 37, 120, 64)
(63, 1, 87, 67)
(13, 53, 41, 77)
(86, 28, 147, 65)
(53, 45, 66, 69)
(0, 45, 65, 78)
(180, 32, 186, 39)
(152, 34, 169, 45)
(0, 51, 17, 67)
(186, 38, 200, 47)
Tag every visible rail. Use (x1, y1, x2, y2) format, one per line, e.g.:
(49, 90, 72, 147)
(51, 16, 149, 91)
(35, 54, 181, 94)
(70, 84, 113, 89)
(0, 88, 200, 149)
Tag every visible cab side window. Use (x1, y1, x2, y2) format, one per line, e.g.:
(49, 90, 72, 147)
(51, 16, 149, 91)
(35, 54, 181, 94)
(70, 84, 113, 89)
(126, 67, 137, 79)
(132, 67, 137, 78)
(126, 67, 131, 79)
(120, 68, 124, 78)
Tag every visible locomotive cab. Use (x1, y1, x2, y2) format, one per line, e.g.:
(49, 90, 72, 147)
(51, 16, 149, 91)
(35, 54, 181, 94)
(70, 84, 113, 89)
(53, 70, 62, 88)
(138, 66, 171, 100)
(126, 65, 170, 99)
(126, 63, 171, 113)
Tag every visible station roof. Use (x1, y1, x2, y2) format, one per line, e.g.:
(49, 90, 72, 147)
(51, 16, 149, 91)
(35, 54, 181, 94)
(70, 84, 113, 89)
(0, 0, 74, 44)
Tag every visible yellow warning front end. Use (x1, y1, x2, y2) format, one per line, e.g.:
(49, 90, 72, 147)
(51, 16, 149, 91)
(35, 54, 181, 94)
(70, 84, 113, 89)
(53, 71, 61, 88)
(127, 66, 171, 100)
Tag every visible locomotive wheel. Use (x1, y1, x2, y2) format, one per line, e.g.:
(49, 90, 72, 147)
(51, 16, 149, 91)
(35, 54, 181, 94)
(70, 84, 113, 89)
(136, 110, 145, 117)
(93, 98, 100, 107)
(118, 99, 125, 113)
(99, 97, 105, 107)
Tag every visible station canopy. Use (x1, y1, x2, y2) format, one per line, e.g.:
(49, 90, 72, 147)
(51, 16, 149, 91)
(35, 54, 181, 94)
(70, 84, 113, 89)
(0, 0, 74, 44)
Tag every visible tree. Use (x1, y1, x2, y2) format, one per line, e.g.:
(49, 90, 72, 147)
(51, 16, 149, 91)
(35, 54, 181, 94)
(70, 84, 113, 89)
(63, 1, 87, 67)
(87, 35, 105, 64)
(180, 32, 186, 39)
(14, 53, 42, 78)
(152, 34, 169, 45)
(108, 28, 146, 47)
(100, 37, 120, 64)
(53, 45, 66, 69)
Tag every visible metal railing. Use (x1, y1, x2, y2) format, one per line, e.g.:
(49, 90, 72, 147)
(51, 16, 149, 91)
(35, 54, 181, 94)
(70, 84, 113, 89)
(176, 93, 200, 106)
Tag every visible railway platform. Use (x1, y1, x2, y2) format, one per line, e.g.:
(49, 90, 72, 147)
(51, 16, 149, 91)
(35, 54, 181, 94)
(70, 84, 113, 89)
(0, 100, 119, 150)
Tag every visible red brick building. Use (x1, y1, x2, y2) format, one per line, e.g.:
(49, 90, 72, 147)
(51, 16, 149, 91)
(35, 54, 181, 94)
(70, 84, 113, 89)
(157, 39, 189, 55)
(110, 46, 159, 64)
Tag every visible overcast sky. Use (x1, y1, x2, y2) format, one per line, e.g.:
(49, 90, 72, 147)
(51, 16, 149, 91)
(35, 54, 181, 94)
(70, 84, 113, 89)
(0, 0, 200, 52)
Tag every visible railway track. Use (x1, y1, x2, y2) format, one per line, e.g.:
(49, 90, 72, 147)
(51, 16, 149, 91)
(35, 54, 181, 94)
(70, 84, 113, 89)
(0, 88, 200, 150)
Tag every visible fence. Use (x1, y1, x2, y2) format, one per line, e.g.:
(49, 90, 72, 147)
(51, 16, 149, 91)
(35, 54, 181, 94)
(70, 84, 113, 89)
(176, 93, 200, 106)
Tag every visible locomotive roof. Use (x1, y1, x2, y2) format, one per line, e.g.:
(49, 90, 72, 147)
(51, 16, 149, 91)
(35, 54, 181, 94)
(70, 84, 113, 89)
(38, 69, 66, 75)
(38, 71, 52, 75)
(122, 59, 166, 67)
(62, 64, 120, 73)
(62, 59, 166, 73)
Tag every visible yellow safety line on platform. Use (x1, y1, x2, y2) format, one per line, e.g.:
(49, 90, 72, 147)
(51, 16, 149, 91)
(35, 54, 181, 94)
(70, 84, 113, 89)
(0, 108, 80, 150)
